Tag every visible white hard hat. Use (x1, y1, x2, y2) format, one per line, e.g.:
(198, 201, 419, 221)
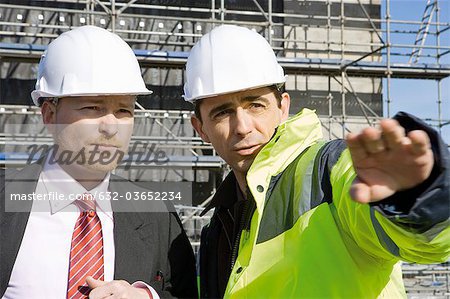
(183, 25, 286, 102)
(31, 25, 152, 105)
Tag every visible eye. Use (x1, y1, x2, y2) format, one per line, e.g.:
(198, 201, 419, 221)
(117, 109, 133, 117)
(249, 102, 266, 110)
(82, 106, 100, 111)
(213, 109, 232, 120)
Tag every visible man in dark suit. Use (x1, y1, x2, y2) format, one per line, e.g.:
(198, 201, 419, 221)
(0, 25, 197, 299)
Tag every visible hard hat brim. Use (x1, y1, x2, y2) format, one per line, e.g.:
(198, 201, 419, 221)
(183, 77, 287, 103)
(31, 89, 153, 106)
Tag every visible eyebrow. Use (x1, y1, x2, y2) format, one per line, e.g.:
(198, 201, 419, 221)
(208, 103, 233, 119)
(207, 95, 270, 119)
(118, 102, 135, 109)
(77, 98, 135, 107)
(242, 95, 270, 105)
(78, 99, 103, 104)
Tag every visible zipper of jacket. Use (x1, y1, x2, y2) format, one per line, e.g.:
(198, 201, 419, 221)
(216, 208, 233, 250)
(230, 198, 256, 271)
(230, 201, 247, 271)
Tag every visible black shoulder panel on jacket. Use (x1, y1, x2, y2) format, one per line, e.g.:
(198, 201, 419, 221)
(310, 139, 347, 207)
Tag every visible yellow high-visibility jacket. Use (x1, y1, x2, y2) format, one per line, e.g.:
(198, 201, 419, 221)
(201, 109, 450, 298)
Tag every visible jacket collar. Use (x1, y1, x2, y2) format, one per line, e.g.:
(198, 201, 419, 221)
(0, 160, 44, 296)
(201, 171, 238, 216)
(246, 108, 323, 213)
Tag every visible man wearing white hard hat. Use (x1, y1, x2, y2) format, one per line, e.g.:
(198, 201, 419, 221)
(185, 25, 450, 298)
(0, 26, 197, 298)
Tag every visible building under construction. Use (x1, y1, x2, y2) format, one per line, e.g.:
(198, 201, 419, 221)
(1, 0, 449, 297)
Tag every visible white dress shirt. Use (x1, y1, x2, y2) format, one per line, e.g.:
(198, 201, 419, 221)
(3, 160, 159, 299)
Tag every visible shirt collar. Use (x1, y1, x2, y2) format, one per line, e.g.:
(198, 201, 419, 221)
(41, 158, 111, 214)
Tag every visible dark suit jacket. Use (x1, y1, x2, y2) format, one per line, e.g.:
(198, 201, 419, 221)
(0, 162, 198, 298)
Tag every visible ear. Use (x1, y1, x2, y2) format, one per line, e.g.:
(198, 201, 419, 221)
(191, 115, 211, 143)
(280, 92, 291, 122)
(41, 101, 57, 133)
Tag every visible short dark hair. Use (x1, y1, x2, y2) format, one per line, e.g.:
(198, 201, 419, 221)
(193, 84, 285, 122)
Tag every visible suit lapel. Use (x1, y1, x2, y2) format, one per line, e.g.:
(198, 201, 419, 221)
(0, 163, 42, 295)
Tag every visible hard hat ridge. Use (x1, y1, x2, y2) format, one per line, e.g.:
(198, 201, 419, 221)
(183, 25, 286, 102)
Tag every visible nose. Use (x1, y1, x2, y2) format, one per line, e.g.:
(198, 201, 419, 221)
(233, 108, 253, 136)
(98, 113, 119, 137)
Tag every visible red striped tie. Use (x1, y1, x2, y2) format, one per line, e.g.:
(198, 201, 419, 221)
(67, 193, 104, 299)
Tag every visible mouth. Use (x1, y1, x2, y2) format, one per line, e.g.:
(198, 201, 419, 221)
(234, 144, 262, 156)
(91, 144, 120, 150)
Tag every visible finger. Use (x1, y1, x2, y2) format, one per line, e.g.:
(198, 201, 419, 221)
(86, 276, 107, 289)
(346, 132, 368, 162)
(88, 279, 114, 299)
(359, 127, 385, 154)
(89, 285, 113, 299)
(90, 293, 115, 299)
(89, 280, 131, 299)
(379, 119, 405, 150)
(350, 178, 371, 204)
(407, 130, 431, 156)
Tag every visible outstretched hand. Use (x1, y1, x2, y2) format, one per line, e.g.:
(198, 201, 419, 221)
(346, 119, 434, 204)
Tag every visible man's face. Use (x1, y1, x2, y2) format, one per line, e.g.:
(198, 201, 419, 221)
(41, 95, 135, 173)
(191, 86, 290, 178)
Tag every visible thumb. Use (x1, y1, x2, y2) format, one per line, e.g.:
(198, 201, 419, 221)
(350, 178, 371, 204)
(86, 276, 106, 289)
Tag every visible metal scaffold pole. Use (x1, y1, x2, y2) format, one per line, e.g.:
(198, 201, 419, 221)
(327, 77, 333, 140)
(436, 0, 443, 134)
(111, 0, 115, 33)
(268, 0, 272, 46)
(340, 0, 346, 137)
(220, 0, 225, 22)
(386, 0, 392, 118)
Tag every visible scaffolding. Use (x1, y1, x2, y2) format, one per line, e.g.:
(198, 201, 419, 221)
(1, 0, 449, 208)
(1, 1, 449, 294)
(1, 0, 449, 213)
(0, 0, 449, 137)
